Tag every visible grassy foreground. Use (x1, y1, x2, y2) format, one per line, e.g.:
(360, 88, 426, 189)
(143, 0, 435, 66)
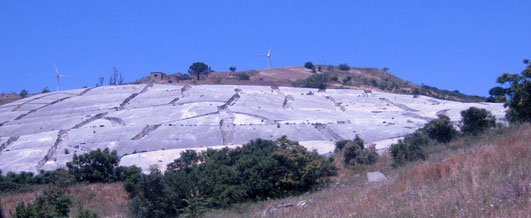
(0, 183, 130, 217)
(205, 124, 530, 218)
(1, 124, 529, 217)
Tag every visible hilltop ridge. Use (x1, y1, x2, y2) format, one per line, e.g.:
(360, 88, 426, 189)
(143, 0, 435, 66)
(133, 65, 485, 102)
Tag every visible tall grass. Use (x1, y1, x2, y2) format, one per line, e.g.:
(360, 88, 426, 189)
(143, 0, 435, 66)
(207, 124, 530, 217)
(0, 183, 130, 217)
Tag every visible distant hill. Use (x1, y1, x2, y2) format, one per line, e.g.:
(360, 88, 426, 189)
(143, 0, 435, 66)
(133, 65, 485, 102)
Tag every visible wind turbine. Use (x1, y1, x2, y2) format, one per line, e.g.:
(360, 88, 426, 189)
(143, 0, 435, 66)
(54, 64, 68, 91)
(258, 45, 272, 69)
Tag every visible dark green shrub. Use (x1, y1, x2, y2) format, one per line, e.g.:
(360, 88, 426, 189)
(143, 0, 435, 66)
(41, 87, 51, 94)
(390, 132, 431, 166)
(335, 140, 349, 152)
(66, 148, 120, 183)
(127, 137, 337, 217)
(293, 74, 329, 89)
(304, 62, 314, 69)
(229, 66, 236, 72)
(422, 114, 459, 143)
(237, 73, 250, 80)
(337, 135, 378, 166)
(460, 107, 496, 135)
(19, 89, 28, 98)
(339, 64, 350, 71)
(342, 76, 351, 84)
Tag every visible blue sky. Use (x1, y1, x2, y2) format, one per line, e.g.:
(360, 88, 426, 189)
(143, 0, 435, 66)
(0, 0, 529, 96)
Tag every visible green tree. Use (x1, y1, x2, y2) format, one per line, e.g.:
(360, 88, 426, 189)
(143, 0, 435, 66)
(304, 61, 314, 69)
(66, 148, 120, 183)
(229, 66, 236, 72)
(19, 89, 28, 98)
(422, 114, 458, 143)
(496, 60, 531, 123)
(188, 62, 211, 81)
(41, 87, 50, 94)
(460, 107, 496, 135)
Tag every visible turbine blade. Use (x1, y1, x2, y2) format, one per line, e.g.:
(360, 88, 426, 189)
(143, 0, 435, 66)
(55, 64, 59, 75)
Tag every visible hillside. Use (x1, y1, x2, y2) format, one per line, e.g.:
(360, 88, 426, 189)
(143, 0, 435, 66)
(0, 84, 504, 174)
(1, 124, 528, 218)
(133, 65, 486, 102)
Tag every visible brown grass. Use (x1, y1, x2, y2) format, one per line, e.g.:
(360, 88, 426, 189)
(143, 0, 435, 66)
(206, 124, 531, 218)
(0, 183, 130, 218)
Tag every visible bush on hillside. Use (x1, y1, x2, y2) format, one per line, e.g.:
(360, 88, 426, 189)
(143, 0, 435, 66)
(335, 140, 349, 152)
(19, 89, 28, 98)
(390, 132, 431, 166)
(421, 114, 459, 143)
(67, 148, 120, 183)
(67, 148, 141, 183)
(293, 74, 329, 89)
(460, 107, 496, 135)
(237, 73, 250, 80)
(336, 135, 378, 166)
(127, 137, 337, 218)
(339, 64, 350, 71)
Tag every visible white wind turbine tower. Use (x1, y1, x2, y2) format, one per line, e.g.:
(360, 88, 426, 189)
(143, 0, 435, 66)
(258, 45, 273, 69)
(55, 64, 69, 91)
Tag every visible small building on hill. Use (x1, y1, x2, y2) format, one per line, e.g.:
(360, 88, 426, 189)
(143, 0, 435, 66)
(150, 72, 190, 84)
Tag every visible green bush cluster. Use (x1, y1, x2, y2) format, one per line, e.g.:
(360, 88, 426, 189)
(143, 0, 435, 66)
(237, 73, 250, 80)
(339, 64, 350, 71)
(390, 132, 431, 166)
(422, 114, 458, 143)
(67, 148, 142, 184)
(391, 108, 497, 166)
(126, 137, 337, 218)
(335, 135, 379, 166)
(460, 107, 496, 135)
(293, 74, 329, 89)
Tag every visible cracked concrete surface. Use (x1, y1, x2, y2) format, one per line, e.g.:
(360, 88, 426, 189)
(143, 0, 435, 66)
(0, 84, 506, 174)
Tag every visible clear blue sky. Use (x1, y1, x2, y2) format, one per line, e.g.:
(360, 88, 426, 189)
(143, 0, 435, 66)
(1, 0, 529, 96)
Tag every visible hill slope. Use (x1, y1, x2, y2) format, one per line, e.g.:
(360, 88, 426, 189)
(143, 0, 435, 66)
(0, 84, 504, 174)
(135, 66, 486, 102)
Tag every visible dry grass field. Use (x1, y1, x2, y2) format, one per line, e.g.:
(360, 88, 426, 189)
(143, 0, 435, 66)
(0, 183, 130, 217)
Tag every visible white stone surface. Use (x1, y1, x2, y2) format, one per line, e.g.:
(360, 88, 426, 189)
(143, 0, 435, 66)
(0, 84, 506, 174)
